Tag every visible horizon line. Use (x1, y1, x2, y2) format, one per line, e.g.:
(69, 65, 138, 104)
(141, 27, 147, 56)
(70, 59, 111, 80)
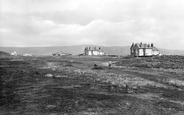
(0, 45, 183, 51)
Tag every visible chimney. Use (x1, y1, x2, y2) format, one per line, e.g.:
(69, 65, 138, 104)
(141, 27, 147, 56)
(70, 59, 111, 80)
(151, 43, 153, 47)
(140, 42, 142, 47)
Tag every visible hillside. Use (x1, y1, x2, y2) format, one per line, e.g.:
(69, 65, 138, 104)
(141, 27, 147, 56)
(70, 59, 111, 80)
(0, 45, 184, 56)
(0, 51, 11, 59)
(159, 48, 184, 55)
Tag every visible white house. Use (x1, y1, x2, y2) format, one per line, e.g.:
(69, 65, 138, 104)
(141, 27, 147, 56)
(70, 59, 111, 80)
(84, 47, 106, 56)
(130, 43, 160, 57)
(11, 51, 17, 56)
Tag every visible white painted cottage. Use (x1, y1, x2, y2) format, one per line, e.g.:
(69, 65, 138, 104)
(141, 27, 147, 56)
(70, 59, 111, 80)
(130, 43, 160, 57)
(84, 47, 106, 56)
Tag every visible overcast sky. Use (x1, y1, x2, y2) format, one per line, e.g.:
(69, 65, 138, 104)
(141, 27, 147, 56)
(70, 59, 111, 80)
(0, 0, 184, 49)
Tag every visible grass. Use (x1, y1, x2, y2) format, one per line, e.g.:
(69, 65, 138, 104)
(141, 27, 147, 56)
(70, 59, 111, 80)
(0, 55, 184, 114)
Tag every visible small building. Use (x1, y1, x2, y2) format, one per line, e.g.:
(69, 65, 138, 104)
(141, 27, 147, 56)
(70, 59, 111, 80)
(130, 43, 160, 57)
(11, 51, 17, 56)
(52, 51, 71, 56)
(22, 53, 32, 56)
(84, 47, 106, 56)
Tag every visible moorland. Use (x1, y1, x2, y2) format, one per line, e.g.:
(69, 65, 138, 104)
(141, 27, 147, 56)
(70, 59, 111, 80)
(0, 53, 184, 115)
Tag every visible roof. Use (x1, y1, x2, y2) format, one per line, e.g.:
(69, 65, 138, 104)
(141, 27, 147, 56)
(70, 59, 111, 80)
(138, 43, 152, 49)
(152, 47, 159, 51)
(132, 43, 152, 49)
(87, 49, 104, 52)
(131, 43, 159, 51)
(85, 47, 104, 52)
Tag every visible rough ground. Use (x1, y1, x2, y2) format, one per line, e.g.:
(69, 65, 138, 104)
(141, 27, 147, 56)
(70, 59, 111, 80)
(0, 55, 184, 115)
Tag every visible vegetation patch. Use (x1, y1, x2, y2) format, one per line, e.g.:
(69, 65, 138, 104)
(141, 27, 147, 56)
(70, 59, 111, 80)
(1, 55, 184, 114)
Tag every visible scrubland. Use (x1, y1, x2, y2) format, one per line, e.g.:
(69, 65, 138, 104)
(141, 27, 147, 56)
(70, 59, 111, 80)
(0, 55, 184, 115)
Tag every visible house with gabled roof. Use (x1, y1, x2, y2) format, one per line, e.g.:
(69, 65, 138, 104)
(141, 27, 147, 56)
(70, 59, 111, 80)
(130, 42, 160, 57)
(84, 47, 106, 56)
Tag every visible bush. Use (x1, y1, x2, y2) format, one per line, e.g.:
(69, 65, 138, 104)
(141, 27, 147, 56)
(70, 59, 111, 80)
(92, 66, 104, 70)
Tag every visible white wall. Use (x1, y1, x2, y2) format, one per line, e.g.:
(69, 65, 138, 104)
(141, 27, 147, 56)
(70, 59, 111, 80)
(138, 49, 144, 56)
(145, 49, 152, 56)
(152, 51, 159, 55)
(88, 51, 92, 55)
(93, 51, 98, 55)
(86, 50, 105, 56)
(99, 51, 104, 55)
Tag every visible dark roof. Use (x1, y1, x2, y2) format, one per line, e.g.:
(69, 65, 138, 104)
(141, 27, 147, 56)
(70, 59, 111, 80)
(97, 49, 103, 52)
(85, 47, 104, 52)
(152, 47, 159, 51)
(132, 43, 153, 49)
(139, 43, 152, 49)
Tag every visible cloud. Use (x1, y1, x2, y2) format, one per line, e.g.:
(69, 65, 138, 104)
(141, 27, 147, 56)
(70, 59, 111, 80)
(1, 0, 184, 49)
(0, 0, 81, 13)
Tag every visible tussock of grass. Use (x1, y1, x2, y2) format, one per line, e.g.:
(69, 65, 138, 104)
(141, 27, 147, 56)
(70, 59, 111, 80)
(92, 66, 104, 70)
(167, 79, 184, 87)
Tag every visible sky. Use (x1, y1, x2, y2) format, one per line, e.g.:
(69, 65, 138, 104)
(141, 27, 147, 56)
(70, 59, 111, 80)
(0, 0, 184, 49)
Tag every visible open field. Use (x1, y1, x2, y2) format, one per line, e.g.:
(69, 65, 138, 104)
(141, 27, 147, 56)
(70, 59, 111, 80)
(1, 55, 184, 115)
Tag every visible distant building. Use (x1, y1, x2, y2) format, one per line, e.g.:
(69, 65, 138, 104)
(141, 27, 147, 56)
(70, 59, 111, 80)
(130, 43, 160, 57)
(11, 51, 17, 56)
(22, 53, 32, 56)
(52, 51, 71, 56)
(84, 47, 106, 56)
